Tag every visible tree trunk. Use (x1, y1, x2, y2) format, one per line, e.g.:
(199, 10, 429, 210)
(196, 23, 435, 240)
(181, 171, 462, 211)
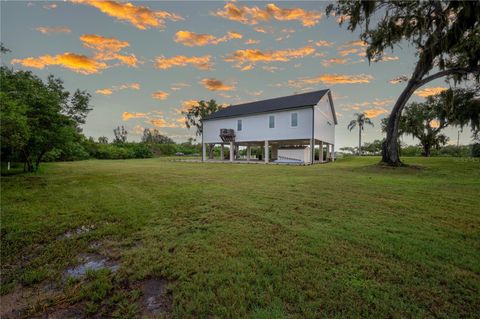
(422, 142, 431, 157)
(34, 151, 46, 172)
(358, 127, 362, 156)
(382, 79, 419, 166)
(208, 144, 214, 159)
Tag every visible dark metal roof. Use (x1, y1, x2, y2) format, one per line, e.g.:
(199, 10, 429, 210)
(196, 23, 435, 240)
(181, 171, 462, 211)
(203, 89, 331, 121)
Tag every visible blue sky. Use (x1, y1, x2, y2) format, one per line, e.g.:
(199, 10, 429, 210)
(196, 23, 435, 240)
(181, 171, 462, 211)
(1, 1, 467, 148)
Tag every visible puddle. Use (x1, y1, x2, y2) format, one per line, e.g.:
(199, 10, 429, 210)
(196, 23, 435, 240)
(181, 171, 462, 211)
(141, 279, 172, 317)
(64, 253, 119, 279)
(58, 224, 95, 239)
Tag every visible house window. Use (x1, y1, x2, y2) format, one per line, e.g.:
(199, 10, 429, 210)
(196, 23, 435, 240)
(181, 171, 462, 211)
(269, 115, 275, 128)
(237, 119, 242, 131)
(291, 112, 298, 127)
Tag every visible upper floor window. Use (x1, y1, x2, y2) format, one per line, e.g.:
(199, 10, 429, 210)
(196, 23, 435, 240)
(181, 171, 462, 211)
(269, 115, 275, 128)
(237, 119, 242, 131)
(291, 112, 298, 127)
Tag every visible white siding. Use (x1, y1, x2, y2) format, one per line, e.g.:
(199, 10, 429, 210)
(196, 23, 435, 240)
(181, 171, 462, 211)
(203, 107, 313, 143)
(314, 95, 335, 144)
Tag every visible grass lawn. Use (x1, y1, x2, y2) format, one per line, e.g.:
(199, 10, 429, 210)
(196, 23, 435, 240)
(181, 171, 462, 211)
(1, 156, 479, 318)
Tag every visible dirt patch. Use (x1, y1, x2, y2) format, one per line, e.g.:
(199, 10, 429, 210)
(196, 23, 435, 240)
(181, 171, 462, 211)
(141, 279, 172, 318)
(57, 224, 96, 240)
(32, 304, 84, 319)
(64, 253, 119, 279)
(0, 283, 61, 319)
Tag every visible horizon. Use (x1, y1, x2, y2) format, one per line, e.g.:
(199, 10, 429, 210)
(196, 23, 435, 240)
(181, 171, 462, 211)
(1, 1, 473, 148)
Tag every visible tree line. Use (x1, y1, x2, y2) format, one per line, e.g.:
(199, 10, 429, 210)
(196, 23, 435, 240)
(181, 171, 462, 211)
(0, 61, 201, 172)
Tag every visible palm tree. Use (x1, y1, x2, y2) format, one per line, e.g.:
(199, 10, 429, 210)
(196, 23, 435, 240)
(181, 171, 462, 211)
(347, 112, 374, 156)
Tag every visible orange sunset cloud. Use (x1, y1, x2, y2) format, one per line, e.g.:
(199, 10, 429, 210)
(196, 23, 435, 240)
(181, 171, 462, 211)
(414, 87, 448, 97)
(71, 0, 182, 30)
(321, 58, 350, 67)
(364, 108, 389, 118)
(152, 91, 169, 100)
(215, 2, 322, 27)
(96, 83, 140, 95)
(11, 53, 107, 74)
(288, 74, 373, 87)
(200, 78, 235, 91)
(80, 34, 138, 67)
(122, 112, 148, 121)
(155, 55, 213, 70)
(36, 26, 71, 34)
(174, 30, 242, 47)
(225, 46, 315, 69)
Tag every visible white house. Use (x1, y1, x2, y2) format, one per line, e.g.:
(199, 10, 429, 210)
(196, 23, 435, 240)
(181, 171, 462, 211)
(201, 89, 337, 164)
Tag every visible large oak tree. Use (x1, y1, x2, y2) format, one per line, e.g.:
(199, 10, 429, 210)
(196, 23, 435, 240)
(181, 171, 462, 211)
(327, 1, 480, 165)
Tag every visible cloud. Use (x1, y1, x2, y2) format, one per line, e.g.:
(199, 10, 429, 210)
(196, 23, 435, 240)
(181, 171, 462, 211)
(214, 2, 322, 27)
(337, 40, 368, 56)
(430, 120, 441, 128)
(71, 0, 182, 30)
(96, 83, 140, 95)
(338, 48, 361, 57)
(177, 100, 198, 114)
(96, 88, 113, 95)
(171, 82, 190, 91)
(288, 73, 373, 87)
(321, 58, 350, 67)
(122, 112, 148, 121)
(174, 30, 242, 47)
(132, 125, 145, 135)
(200, 78, 235, 91)
(245, 39, 260, 45)
(36, 26, 71, 34)
(152, 91, 169, 100)
(80, 34, 138, 67)
(254, 26, 274, 34)
(414, 87, 448, 97)
(225, 45, 315, 69)
(364, 108, 388, 118)
(149, 118, 179, 128)
(389, 75, 409, 84)
(372, 55, 400, 62)
(315, 40, 333, 47)
(155, 55, 212, 70)
(43, 3, 57, 9)
(11, 53, 107, 74)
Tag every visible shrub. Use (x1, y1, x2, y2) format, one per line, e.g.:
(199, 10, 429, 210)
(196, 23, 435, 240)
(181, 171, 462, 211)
(472, 143, 480, 157)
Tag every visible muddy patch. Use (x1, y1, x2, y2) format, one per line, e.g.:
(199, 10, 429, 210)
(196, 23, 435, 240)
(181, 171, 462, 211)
(64, 253, 119, 279)
(0, 283, 61, 319)
(141, 279, 172, 317)
(58, 224, 96, 240)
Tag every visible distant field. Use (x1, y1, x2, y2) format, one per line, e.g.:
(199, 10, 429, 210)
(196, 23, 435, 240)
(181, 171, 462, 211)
(1, 157, 479, 318)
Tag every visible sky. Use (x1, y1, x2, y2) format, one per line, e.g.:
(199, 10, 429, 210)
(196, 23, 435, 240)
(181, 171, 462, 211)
(1, 0, 471, 148)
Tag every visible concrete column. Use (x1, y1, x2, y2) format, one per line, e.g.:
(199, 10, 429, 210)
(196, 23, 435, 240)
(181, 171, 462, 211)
(326, 143, 331, 162)
(332, 144, 335, 162)
(271, 144, 278, 161)
(220, 144, 224, 160)
(229, 142, 234, 162)
(202, 143, 206, 162)
(246, 145, 251, 161)
(320, 141, 324, 163)
(310, 139, 315, 164)
(264, 140, 269, 163)
(235, 143, 240, 160)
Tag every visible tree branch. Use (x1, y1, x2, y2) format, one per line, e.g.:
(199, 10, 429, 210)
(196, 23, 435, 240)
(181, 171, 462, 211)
(415, 66, 480, 88)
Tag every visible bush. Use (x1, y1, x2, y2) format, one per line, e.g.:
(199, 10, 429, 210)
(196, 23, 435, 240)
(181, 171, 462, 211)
(472, 143, 480, 157)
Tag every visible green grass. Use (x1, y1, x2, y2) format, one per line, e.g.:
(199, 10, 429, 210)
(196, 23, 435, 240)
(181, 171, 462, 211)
(1, 157, 479, 318)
